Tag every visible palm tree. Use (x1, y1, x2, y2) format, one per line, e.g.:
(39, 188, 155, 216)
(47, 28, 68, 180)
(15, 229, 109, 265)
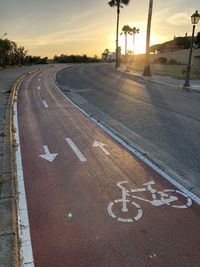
(108, 0, 131, 68)
(130, 27, 139, 61)
(143, 0, 154, 76)
(121, 25, 131, 56)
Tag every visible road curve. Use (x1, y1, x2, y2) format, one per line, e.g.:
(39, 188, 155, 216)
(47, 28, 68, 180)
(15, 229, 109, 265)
(17, 65, 200, 267)
(56, 63, 200, 189)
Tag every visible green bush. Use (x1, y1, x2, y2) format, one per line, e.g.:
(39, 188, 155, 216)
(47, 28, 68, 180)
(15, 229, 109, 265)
(167, 59, 182, 65)
(152, 57, 167, 64)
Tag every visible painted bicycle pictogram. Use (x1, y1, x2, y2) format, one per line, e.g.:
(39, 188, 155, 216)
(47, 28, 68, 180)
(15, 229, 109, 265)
(107, 181, 192, 223)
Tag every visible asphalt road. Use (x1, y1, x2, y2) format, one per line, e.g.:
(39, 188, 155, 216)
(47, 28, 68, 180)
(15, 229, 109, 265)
(56, 63, 200, 189)
(16, 65, 200, 266)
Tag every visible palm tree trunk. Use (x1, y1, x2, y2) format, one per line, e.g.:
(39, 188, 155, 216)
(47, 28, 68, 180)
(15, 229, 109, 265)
(115, 5, 120, 68)
(143, 0, 153, 76)
(132, 34, 135, 62)
(125, 33, 127, 55)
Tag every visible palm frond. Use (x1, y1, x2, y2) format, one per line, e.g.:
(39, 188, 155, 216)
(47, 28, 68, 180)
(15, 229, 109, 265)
(108, 0, 130, 7)
(121, 0, 130, 6)
(108, 0, 117, 7)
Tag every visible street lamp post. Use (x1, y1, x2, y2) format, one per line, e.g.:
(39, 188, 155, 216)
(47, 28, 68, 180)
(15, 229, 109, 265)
(183, 10, 200, 89)
(143, 0, 153, 77)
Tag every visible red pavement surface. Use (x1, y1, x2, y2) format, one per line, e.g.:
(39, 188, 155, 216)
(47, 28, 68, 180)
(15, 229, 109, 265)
(17, 67, 200, 267)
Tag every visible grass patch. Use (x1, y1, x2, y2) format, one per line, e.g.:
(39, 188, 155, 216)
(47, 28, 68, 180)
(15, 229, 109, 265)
(130, 63, 200, 78)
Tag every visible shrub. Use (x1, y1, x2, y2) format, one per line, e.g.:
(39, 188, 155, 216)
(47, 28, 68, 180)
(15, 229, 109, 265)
(167, 59, 180, 65)
(152, 57, 167, 64)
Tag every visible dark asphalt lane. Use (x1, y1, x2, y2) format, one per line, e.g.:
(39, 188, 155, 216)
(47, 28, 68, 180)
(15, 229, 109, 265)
(56, 63, 200, 188)
(17, 66, 200, 267)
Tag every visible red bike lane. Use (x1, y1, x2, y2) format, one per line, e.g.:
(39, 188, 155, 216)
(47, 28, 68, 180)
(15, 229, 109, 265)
(17, 67, 200, 267)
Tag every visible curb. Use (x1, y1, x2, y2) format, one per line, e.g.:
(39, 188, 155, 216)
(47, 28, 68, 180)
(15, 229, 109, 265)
(10, 72, 33, 267)
(117, 65, 200, 93)
(0, 71, 32, 267)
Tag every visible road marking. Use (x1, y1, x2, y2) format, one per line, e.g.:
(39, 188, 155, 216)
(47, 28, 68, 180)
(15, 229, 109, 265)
(53, 70, 200, 206)
(39, 145, 58, 162)
(92, 141, 110, 155)
(65, 138, 87, 162)
(42, 100, 48, 108)
(37, 86, 41, 90)
(13, 102, 35, 266)
(107, 180, 192, 223)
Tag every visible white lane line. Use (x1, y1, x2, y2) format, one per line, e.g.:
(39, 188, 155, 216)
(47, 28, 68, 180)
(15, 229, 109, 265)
(42, 100, 48, 108)
(52, 72, 200, 206)
(37, 86, 41, 90)
(13, 102, 35, 266)
(65, 138, 87, 162)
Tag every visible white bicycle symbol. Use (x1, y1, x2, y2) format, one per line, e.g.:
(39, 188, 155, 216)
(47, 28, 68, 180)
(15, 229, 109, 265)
(107, 181, 192, 223)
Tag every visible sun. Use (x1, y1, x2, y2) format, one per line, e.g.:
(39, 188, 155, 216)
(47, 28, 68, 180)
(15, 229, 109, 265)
(119, 32, 160, 55)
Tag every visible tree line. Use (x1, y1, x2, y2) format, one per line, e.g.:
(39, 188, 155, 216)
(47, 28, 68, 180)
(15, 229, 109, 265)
(53, 54, 100, 63)
(0, 37, 48, 68)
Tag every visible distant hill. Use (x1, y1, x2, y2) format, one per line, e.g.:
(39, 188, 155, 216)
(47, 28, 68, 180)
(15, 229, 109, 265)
(150, 35, 199, 54)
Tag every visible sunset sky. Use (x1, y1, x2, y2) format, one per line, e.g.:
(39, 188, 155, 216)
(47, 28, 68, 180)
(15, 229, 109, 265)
(1, 0, 200, 58)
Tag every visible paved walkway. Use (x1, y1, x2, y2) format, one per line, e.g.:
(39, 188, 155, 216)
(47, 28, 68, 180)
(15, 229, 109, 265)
(119, 65, 200, 93)
(0, 63, 199, 266)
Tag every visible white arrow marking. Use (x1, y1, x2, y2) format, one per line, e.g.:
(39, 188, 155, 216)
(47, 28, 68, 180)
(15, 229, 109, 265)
(66, 138, 87, 162)
(42, 100, 48, 108)
(92, 141, 110, 155)
(39, 145, 58, 162)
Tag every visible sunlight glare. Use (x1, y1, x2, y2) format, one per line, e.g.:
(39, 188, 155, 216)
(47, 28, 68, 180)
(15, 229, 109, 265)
(119, 32, 160, 55)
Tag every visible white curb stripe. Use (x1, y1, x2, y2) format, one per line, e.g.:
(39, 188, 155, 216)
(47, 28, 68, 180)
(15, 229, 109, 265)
(14, 102, 35, 266)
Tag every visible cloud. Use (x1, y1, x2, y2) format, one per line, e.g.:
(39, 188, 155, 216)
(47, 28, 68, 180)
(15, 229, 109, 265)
(166, 12, 191, 26)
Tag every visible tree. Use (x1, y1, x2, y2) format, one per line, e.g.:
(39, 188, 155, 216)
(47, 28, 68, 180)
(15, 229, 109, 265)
(175, 37, 190, 49)
(129, 27, 139, 58)
(53, 54, 100, 63)
(0, 38, 27, 67)
(101, 48, 110, 61)
(0, 39, 12, 67)
(143, 0, 153, 77)
(0, 37, 47, 67)
(121, 25, 131, 56)
(108, 0, 131, 68)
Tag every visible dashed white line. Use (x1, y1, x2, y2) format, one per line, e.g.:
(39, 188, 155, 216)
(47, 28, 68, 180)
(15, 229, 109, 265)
(37, 86, 41, 90)
(42, 100, 48, 108)
(66, 138, 87, 162)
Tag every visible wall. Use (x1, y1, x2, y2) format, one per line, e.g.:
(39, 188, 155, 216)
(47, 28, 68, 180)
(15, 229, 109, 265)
(149, 48, 200, 65)
(135, 48, 200, 65)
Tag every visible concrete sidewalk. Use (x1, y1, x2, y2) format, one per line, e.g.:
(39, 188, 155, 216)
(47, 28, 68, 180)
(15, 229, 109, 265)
(0, 65, 51, 267)
(118, 64, 200, 93)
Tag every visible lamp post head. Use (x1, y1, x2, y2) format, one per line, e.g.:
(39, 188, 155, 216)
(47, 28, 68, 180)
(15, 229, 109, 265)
(191, 10, 200, 25)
